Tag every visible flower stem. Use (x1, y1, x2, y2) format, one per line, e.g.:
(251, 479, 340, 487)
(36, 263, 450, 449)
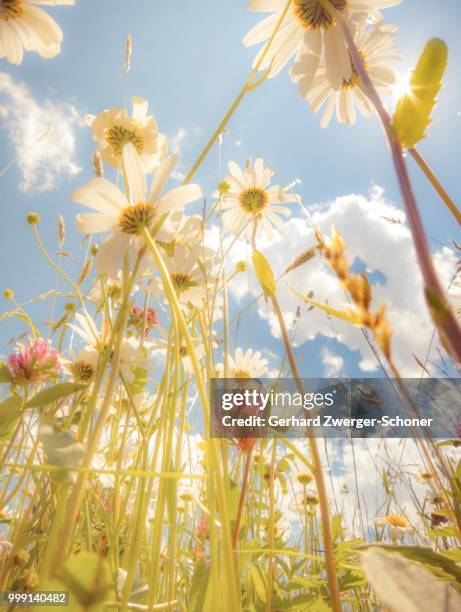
(336, 12, 461, 365)
(269, 295, 342, 612)
(232, 448, 252, 549)
(182, 0, 293, 185)
(408, 147, 461, 226)
(141, 226, 241, 612)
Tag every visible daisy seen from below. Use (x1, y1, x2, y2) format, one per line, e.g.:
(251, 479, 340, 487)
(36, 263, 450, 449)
(68, 312, 149, 384)
(288, 488, 319, 512)
(155, 213, 205, 258)
(243, 0, 401, 89)
(154, 243, 217, 310)
(71, 142, 202, 278)
(0, 0, 73, 65)
(292, 21, 400, 126)
(216, 347, 269, 378)
(217, 158, 297, 240)
(86, 97, 168, 172)
(374, 513, 411, 541)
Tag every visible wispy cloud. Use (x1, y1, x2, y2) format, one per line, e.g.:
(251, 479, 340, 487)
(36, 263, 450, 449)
(168, 126, 203, 181)
(321, 347, 344, 377)
(0, 72, 81, 192)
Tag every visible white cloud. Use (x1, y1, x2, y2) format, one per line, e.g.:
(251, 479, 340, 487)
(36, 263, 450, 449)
(214, 187, 457, 376)
(321, 346, 344, 377)
(168, 126, 203, 181)
(0, 72, 81, 192)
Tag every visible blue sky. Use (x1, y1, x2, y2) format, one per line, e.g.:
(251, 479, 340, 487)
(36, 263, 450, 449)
(0, 0, 460, 376)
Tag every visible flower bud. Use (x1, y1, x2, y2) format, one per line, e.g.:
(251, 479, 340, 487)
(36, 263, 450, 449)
(26, 212, 40, 225)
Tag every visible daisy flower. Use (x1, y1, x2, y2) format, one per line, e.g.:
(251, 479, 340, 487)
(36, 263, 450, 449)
(62, 346, 98, 383)
(288, 488, 319, 512)
(374, 513, 411, 541)
(0, 0, 73, 65)
(156, 213, 205, 258)
(260, 516, 292, 542)
(87, 272, 139, 308)
(153, 243, 217, 309)
(243, 0, 401, 88)
(216, 347, 269, 378)
(292, 21, 400, 127)
(68, 312, 148, 383)
(71, 143, 202, 278)
(217, 159, 297, 239)
(86, 97, 168, 171)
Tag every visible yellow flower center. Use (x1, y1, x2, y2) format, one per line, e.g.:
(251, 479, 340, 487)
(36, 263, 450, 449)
(239, 188, 269, 215)
(119, 203, 155, 235)
(71, 360, 95, 382)
(386, 514, 408, 528)
(107, 284, 123, 301)
(293, 0, 346, 30)
(301, 492, 319, 506)
(296, 472, 313, 485)
(341, 52, 364, 89)
(0, 0, 23, 20)
(234, 369, 251, 378)
(105, 125, 144, 157)
(157, 239, 177, 258)
(179, 346, 189, 357)
(419, 471, 433, 482)
(170, 273, 196, 293)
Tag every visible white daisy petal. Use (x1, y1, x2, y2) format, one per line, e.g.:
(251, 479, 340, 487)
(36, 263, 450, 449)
(158, 184, 202, 213)
(149, 155, 178, 203)
(76, 213, 118, 234)
(71, 178, 126, 214)
(122, 142, 147, 203)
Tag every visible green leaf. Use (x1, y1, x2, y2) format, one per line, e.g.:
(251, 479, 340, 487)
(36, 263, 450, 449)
(393, 38, 448, 148)
(331, 514, 344, 545)
(0, 364, 11, 383)
(0, 395, 23, 440)
(188, 559, 211, 612)
(361, 548, 461, 612)
(361, 545, 461, 592)
(252, 249, 276, 298)
(250, 564, 267, 602)
(26, 382, 88, 409)
(38, 552, 113, 611)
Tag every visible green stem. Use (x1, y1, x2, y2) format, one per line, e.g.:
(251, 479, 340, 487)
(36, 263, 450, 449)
(409, 147, 461, 226)
(182, 0, 293, 185)
(141, 227, 241, 611)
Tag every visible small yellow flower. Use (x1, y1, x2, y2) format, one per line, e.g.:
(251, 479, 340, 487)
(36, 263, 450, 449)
(26, 212, 40, 225)
(296, 471, 313, 485)
(13, 549, 30, 567)
(375, 513, 410, 541)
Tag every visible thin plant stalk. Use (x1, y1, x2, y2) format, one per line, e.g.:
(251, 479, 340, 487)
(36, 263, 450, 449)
(182, 0, 293, 186)
(232, 448, 253, 549)
(141, 226, 241, 612)
(270, 295, 342, 612)
(334, 9, 461, 365)
(408, 147, 461, 226)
